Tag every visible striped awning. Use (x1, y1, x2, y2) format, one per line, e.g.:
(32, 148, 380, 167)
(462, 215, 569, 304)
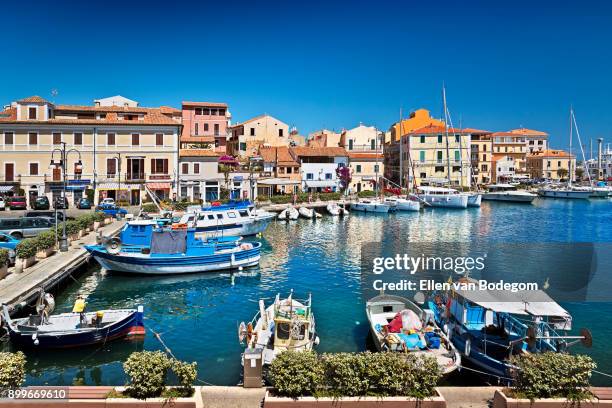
(97, 183, 130, 191)
(0, 185, 15, 193)
(147, 182, 171, 190)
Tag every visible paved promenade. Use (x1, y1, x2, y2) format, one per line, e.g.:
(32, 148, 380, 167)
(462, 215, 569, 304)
(0, 220, 125, 307)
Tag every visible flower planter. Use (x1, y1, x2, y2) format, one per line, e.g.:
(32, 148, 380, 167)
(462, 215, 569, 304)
(16, 256, 37, 270)
(36, 247, 55, 259)
(105, 217, 113, 225)
(492, 389, 606, 408)
(0, 264, 7, 279)
(93, 221, 101, 231)
(69, 233, 80, 242)
(263, 389, 446, 408)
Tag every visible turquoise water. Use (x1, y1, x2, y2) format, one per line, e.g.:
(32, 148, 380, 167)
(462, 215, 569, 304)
(8, 198, 612, 386)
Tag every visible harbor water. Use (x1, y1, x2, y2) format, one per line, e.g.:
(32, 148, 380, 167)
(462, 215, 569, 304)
(8, 198, 612, 387)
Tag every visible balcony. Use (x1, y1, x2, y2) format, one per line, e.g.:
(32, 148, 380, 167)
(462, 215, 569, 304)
(125, 172, 146, 182)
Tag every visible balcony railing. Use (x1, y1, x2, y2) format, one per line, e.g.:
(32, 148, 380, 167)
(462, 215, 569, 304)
(125, 172, 146, 181)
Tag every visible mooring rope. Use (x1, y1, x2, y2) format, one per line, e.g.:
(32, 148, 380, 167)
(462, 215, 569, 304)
(458, 364, 513, 383)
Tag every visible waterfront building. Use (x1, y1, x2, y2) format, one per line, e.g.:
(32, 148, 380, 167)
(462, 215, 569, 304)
(491, 131, 528, 181)
(178, 149, 222, 202)
(228, 114, 290, 158)
(339, 124, 384, 193)
(585, 142, 612, 181)
(0, 95, 181, 206)
(291, 146, 349, 193)
(510, 127, 548, 154)
(526, 149, 576, 181)
(467, 128, 493, 185)
(256, 146, 301, 196)
(288, 127, 306, 146)
(181, 101, 230, 153)
(306, 129, 342, 148)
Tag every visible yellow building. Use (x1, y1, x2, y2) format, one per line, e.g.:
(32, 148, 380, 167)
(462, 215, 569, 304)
(0, 95, 181, 205)
(491, 131, 528, 181)
(306, 129, 342, 148)
(339, 124, 383, 192)
(526, 149, 575, 181)
(467, 128, 493, 185)
(228, 114, 290, 158)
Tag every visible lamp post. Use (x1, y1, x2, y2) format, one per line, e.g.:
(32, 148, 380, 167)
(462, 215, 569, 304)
(50, 142, 82, 252)
(109, 153, 122, 203)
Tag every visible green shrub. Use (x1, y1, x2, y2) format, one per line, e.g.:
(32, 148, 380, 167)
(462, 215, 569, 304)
(357, 190, 376, 198)
(76, 215, 92, 230)
(269, 351, 324, 399)
(93, 212, 106, 222)
(35, 230, 56, 251)
(171, 201, 200, 211)
(141, 203, 159, 213)
(124, 351, 172, 399)
(171, 359, 197, 397)
(322, 353, 369, 397)
(270, 195, 292, 204)
(510, 352, 595, 401)
(15, 239, 37, 259)
(0, 352, 26, 390)
(0, 249, 9, 267)
(64, 220, 82, 235)
(318, 192, 341, 201)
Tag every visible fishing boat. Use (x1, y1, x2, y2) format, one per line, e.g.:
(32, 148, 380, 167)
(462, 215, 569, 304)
(428, 277, 592, 379)
(175, 200, 275, 238)
(278, 206, 299, 221)
(1, 290, 144, 349)
(298, 206, 314, 219)
(416, 186, 468, 208)
(482, 184, 537, 203)
(86, 226, 261, 275)
(239, 292, 319, 366)
(351, 198, 390, 213)
(384, 196, 420, 211)
(366, 294, 460, 375)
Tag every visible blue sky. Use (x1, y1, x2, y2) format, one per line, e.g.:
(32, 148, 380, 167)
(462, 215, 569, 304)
(2, 0, 612, 151)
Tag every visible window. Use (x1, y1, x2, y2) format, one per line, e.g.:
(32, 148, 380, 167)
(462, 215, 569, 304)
(106, 158, 117, 176)
(214, 124, 219, 136)
(195, 123, 199, 135)
(239, 142, 247, 151)
(529, 140, 534, 145)
(279, 128, 283, 137)
(455, 134, 460, 143)
(374, 164, 379, 173)
(195, 108, 202, 115)
(435, 166, 445, 173)
(371, 139, 376, 150)
(156, 133, 163, 146)
(207, 214, 214, 220)
(28, 132, 37, 145)
(355, 164, 361, 173)
(454, 150, 460, 161)
(306, 173, 313, 180)
(325, 173, 332, 180)
(227, 211, 236, 218)
(558, 161, 561, 167)
(151, 159, 169, 174)
(203, 108, 210, 115)
(239, 210, 249, 217)
(420, 135, 426, 143)
(28, 107, 37, 120)
(132, 133, 139, 146)
(29, 162, 39, 175)
(483, 154, 487, 161)
(348, 139, 354, 150)
(481, 164, 488, 171)
(483, 144, 487, 152)
(250, 127, 255, 136)
(204, 123, 209, 132)
(452, 166, 461, 172)
(4, 132, 13, 145)
(437, 151, 443, 163)
(74, 133, 82, 145)
(420, 172, 427, 178)
(216, 214, 223, 219)
(53, 132, 62, 145)
(547, 161, 551, 168)
(437, 134, 443, 143)
(538, 140, 543, 145)
(419, 151, 426, 162)
(182, 163, 189, 174)
(107, 133, 115, 145)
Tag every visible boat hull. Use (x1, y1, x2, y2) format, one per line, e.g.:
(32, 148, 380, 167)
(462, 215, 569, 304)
(467, 194, 482, 207)
(194, 216, 273, 238)
(538, 189, 591, 199)
(351, 202, 390, 213)
(418, 194, 468, 208)
(482, 192, 536, 203)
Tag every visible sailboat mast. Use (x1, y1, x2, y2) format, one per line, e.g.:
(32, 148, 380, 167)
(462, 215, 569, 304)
(569, 106, 573, 187)
(443, 85, 452, 185)
(399, 108, 403, 189)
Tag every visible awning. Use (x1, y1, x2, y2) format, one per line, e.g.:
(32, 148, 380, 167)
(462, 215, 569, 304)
(147, 182, 171, 190)
(304, 180, 337, 188)
(0, 185, 15, 193)
(258, 178, 301, 186)
(97, 183, 130, 191)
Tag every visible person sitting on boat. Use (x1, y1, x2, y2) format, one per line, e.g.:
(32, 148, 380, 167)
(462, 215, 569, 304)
(73, 295, 87, 326)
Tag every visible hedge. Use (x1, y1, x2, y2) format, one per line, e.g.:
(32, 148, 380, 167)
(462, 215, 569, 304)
(509, 352, 595, 401)
(269, 351, 442, 399)
(0, 249, 9, 267)
(141, 203, 159, 213)
(0, 352, 26, 390)
(15, 238, 37, 259)
(357, 190, 377, 198)
(35, 230, 57, 251)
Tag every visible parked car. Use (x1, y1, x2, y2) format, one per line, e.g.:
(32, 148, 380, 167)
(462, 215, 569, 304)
(24, 210, 67, 222)
(96, 203, 128, 218)
(8, 196, 27, 210)
(0, 197, 5, 211)
(53, 196, 69, 210)
(0, 232, 20, 264)
(76, 198, 92, 209)
(0, 217, 53, 239)
(32, 196, 50, 210)
(101, 198, 115, 205)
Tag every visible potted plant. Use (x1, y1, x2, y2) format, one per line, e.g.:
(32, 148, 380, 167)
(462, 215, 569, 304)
(493, 352, 596, 408)
(0, 248, 9, 279)
(93, 212, 105, 231)
(15, 238, 38, 271)
(65, 220, 82, 242)
(264, 351, 445, 407)
(35, 230, 56, 258)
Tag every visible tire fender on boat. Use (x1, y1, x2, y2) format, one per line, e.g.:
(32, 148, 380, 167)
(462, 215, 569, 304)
(464, 338, 471, 356)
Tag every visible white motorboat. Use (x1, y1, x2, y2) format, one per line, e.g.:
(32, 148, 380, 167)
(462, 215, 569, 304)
(366, 294, 460, 375)
(326, 203, 341, 216)
(384, 196, 420, 211)
(351, 198, 390, 213)
(416, 186, 468, 208)
(298, 206, 314, 219)
(240, 292, 319, 366)
(278, 206, 299, 220)
(572, 186, 609, 198)
(467, 193, 482, 207)
(176, 201, 275, 237)
(482, 184, 537, 203)
(538, 188, 591, 199)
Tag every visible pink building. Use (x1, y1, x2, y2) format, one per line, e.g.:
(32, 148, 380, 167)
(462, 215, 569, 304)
(181, 101, 230, 153)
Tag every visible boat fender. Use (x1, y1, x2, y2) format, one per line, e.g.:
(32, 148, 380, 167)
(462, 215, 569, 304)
(314, 336, 320, 346)
(246, 322, 254, 344)
(105, 237, 122, 255)
(240, 243, 253, 250)
(443, 323, 449, 336)
(238, 321, 247, 343)
(464, 338, 471, 356)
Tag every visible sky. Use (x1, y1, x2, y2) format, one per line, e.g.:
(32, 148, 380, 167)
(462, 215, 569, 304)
(3, 0, 612, 152)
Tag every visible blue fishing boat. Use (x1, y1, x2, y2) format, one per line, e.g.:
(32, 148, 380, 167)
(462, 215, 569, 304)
(428, 277, 592, 380)
(86, 225, 261, 275)
(1, 291, 144, 349)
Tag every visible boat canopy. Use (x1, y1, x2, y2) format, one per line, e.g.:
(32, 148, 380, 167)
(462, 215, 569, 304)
(417, 186, 459, 193)
(455, 287, 571, 319)
(487, 184, 515, 189)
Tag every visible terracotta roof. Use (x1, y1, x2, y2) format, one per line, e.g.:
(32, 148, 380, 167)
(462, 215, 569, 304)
(528, 149, 573, 158)
(491, 132, 525, 137)
(232, 114, 286, 128)
(462, 128, 492, 134)
(0, 108, 16, 120)
(179, 149, 221, 157)
(290, 146, 348, 157)
(159, 106, 181, 114)
(16, 95, 51, 104)
(180, 136, 215, 143)
(0, 109, 179, 126)
(510, 128, 548, 136)
(259, 146, 299, 165)
(348, 152, 383, 160)
(182, 101, 228, 108)
(409, 125, 465, 135)
(55, 104, 151, 113)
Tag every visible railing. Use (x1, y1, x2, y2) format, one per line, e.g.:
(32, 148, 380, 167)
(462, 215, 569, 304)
(149, 174, 171, 180)
(125, 172, 146, 181)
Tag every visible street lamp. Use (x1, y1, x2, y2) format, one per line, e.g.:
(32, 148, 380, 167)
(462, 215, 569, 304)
(109, 153, 122, 203)
(50, 142, 82, 252)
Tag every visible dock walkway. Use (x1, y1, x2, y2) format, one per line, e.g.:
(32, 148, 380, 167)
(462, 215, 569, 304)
(0, 220, 125, 308)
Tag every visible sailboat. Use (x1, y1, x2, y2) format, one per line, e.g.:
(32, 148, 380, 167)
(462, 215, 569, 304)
(539, 108, 592, 199)
(351, 127, 391, 213)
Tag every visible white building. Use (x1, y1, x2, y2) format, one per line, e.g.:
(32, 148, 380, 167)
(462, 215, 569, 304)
(291, 147, 349, 192)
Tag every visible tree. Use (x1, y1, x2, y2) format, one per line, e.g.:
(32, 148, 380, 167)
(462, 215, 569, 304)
(557, 168, 569, 180)
(575, 167, 584, 180)
(336, 166, 352, 194)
